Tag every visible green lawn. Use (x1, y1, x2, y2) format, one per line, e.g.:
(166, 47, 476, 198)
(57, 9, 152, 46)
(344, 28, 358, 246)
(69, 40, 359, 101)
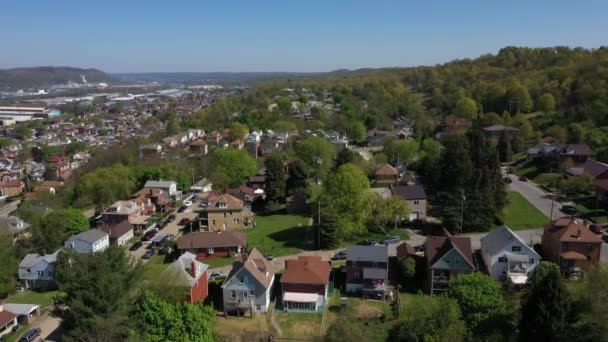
(502, 192, 548, 230)
(238, 214, 312, 257)
(5, 290, 58, 307)
(274, 311, 323, 340)
(141, 255, 170, 282)
(4, 324, 29, 342)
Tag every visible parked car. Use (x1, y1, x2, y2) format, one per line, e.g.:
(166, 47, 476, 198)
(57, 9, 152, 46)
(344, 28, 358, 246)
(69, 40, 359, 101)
(331, 250, 347, 260)
(183, 200, 193, 207)
(179, 218, 191, 226)
(18, 328, 41, 342)
(156, 221, 166, 230)
(164, 234, 175, 241)
(264, 255, 274, 261)
(141, 229, 158, 242)
(209, 271, 224, 279)
(561, 204, 577, 215)
(590, 224, 605, 235)
(507, 167, 514, 174)
(503, 177, 512, 184)
(382, 236, 401, 245)
(167, 214, 176, 222)
(518, 176, 528, 182)
(177, 206, 187, 213)
(143, 249, 155, 259)
(358, 239, 376, 246)
(129, 241, 143, 251)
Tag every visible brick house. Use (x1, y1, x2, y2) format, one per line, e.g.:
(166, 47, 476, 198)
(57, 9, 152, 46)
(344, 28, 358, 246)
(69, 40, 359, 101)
(0, 180, 24, 197)
(425, 236, 475, 295)
(555, 144, 592, 166)
(345, 245, 389, 298)
(280, 256, 331, 312)
(102, 200, 143, 226)
(374, 163, 399, 185)
(177, 231, 247, 261)
(188, 139, 208, 155)
(202, 194, 254, 231)
(165, 252, 209, 304)
(541, 217, 603, 279)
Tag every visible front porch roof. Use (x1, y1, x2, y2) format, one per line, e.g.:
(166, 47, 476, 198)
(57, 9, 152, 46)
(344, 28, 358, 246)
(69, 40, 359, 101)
(505, 253, 529, 263)
(560, 251, 588, 260)
(283, 292, 318, 303)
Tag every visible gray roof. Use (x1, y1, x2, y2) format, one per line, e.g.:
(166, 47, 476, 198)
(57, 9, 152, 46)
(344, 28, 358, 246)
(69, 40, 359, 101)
(144, 180, 176, 189)
(363, 268, 387, 280)
(391, 185, 427, 200)
(346, 245, 388, 263)
(2, 303, 39, 316)
(19, 249, 61, 268)
(480, 225, 539, 257)
(69, 229, 108, 244)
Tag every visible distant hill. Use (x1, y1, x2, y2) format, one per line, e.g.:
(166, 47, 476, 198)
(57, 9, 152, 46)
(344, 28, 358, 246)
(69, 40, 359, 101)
(0, 67, 111, 90)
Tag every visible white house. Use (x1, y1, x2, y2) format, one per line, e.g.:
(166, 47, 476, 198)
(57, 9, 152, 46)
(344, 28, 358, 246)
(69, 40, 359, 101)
(18, 249, 61, 289)
(0, 305, 18, 338)
(144, 180, 182, 201)
(64, 229, 109, 254)
(480, 225, 541, 284)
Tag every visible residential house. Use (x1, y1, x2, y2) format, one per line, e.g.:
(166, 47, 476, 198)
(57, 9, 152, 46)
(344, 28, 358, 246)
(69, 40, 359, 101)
(18, 249, 61, 289)
(566, 160, 608, 201)
(425, 236, 475, 295)
(188, 139, 208, 155)
(374, 163, 399, 185)
(391, 185, 427, 221)
(480, 225, 541, 284)
(248, 175, 265, 190)
(221, 248, 275, 315)
(163, 136, 179, 148)
(226, 185, 257, 206)
(165, 252, 209, 304)
(0, 306, 17, 338)
(280, 256, 331, 312)
(201, 194, 254, 231)
(436, 116, 470, 140)
(555, 144, 592, 166)
(259, 137, 280, 156)
(542, 217, 603, 279)
(132, 188, 171, 213)
(0, 180, 24, 197)
(33, 180, 64, 195)
(139, 143, 163, 159)
(47, 155, 71, 179)
(482, 125, 520, 140)
(128, 192, 157, 216)
(205, 131, 222, 147)
(102, 200, 144, 226)
(25, 160, 45, 181)
(177, 231, 247, 261)
(144, 180, 182, 201)
(345, 245, 389, 298)
(526, 139, 559, 159)
(396, 241, 416, 262)
(98, 220, 134, 246)
(367, 130, 396, 147)
(64, 229, 110, 254)
(0, 216, 29, 241)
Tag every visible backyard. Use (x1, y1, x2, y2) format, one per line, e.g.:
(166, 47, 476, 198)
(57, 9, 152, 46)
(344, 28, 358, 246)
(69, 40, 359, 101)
(5, 290, 59, 307)
(502, 192, 548, 230)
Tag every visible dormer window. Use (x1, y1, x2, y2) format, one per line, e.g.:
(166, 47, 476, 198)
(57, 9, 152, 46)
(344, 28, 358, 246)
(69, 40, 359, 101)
(219, 202, 227, 208)
(511, 246, 521, 252)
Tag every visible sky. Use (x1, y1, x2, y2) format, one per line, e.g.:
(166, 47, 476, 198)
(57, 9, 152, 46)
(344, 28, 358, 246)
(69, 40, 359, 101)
(1, 0, 607, 73)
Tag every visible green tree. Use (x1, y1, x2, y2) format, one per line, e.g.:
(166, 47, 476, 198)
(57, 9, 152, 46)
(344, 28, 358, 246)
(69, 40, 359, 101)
(15, 125, 32, 139)
(420, 138, 441, 162)
(333, 147, 355, 171)
(55, 247, 143, 341)
(519, 261, 575, 342)
(448, 272, 510, 338)
(497, 131, 512, 162)
(0, 232, 17, 297)
(348, 121, 367, 144)
(453, 97, 478, 119)
(367, 194, 410, 232)
(319, 207, 339, 249)
(296, 136, 335, 181)
(320, 164, 370, 242)
(507, 83, 533, 113)
(399, 257, 416, 285)
(559, 174, 593, 195)
(536, 93, 556, 113)
(389, 295, 467, 342)
(0, 137, 14, 148)
(32, 208, 90, 252)
(568, 123, 585, 143)
(384, 139, 419, 165)
(228, 122, 249, 142)
(210, 147, 258, 188)
(287, 159, 309, 196)
(77, 164, 136, 209)
(264, 155, 286, 205)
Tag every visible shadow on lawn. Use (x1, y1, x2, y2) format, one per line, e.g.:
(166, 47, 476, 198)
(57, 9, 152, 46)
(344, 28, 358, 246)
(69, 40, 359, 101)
(267, 225, 316, 250)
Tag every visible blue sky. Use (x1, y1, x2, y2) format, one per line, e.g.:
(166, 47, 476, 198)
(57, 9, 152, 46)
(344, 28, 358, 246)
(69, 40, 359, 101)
(1, 0, 607, 73)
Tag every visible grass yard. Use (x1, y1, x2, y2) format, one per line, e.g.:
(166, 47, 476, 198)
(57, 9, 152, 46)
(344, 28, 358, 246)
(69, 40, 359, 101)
(141, 255, 170, 282)
(5, 290, 58, 307)
(274, 311, 323, 340)
(238, 214, 312, 257)
(502, 192, 548, 230)
(213, 314, 269, 340)
(4, 324, 29, 342)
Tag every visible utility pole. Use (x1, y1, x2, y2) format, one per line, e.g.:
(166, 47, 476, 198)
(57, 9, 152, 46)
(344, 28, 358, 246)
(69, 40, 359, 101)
(460, 189, 466, 232)
(317, 200, 321, 249)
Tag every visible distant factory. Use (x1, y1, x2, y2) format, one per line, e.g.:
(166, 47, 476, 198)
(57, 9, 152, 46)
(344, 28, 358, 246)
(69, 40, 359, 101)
(0, 106, 60, 126)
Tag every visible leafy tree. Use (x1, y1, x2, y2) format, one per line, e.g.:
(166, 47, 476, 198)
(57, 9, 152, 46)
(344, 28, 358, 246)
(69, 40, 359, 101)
(134, 291, 214, 342)
(348, 121, 367, 144)
(296, 136, 335, 181)
(399, 257, 416, 285)
(0, 232, 17, 297)
(333, 147, 355, 171)
(0, 137, 14, 148)
(420, 138, 441, 162)
(559, 174, 593, 195)
(319, 207, 339, 249)
(77, 164, 136, 209)
(389, 296, 467, 342)
(320, 164, 370, 242)
(536, 93, 556, 113)
(506, 83, 533, 113)
(453, 97, 478, 119)
(264, 155, 286, 205)
(287, 159, 309, 196)
(367, 194, 410, 232)
(32, 208, 90, 252)
(448, 272, 510, 338)
(519, 261, 575, 342)
(568, 123, 585, 143)
(497, 131, 512, 162)
(228, 122, 249, 141)
(210, 147, 257, 188)
(55, 247, 143, 341)
(15, 125, 32, 139)
(574, 265, 608, 341)
(384, 139, 419, 165)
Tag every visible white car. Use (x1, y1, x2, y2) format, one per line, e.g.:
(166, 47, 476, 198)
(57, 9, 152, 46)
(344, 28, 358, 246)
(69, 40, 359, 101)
(183, 200, 193, 207)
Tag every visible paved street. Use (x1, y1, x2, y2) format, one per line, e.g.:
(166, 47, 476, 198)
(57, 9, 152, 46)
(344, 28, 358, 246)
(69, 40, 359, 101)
(505, 171, 554, 219)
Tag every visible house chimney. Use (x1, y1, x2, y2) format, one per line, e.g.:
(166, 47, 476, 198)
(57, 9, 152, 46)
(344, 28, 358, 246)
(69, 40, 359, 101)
(576, 229, 582, 239)
(190, 261, 197, 278)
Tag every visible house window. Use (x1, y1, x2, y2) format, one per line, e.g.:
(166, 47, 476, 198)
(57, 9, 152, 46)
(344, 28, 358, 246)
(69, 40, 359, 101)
(211, 220, 216, 226)
(234, 219, 240, 224)
(37, 270, 44, 276)
(354, 272, 360, 279)
(231, 291, 236, 298)
(208, 248, 214, 254)
(498, 257, 507, 263)
(445, 256, 451, 264)
(249, 290, 254, 297)
(48, 271, 53, 276)
(219, 202, 227, 208)
(454, 258, 460, 265)
(414, 200, 419, 205)
(26, 268, 31, 273)
(529, 258, 535, 264)
(256, 305, 261, 311)
(511, 246, 521, 252)
(239, 275, 246, 284)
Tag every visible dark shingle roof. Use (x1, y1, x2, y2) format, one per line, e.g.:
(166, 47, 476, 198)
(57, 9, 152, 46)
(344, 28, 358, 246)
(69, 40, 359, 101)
(178, 231, 247, 249)
(425, 236, 474, 268)
(391, 185, 427, 200)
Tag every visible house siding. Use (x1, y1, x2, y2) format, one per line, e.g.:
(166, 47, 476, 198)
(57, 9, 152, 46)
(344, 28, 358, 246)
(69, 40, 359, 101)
(222, 269, 273, 314)
(18, 261, 55, 289)
(481, 241, 539, 280)
(190, 270, 209, 304)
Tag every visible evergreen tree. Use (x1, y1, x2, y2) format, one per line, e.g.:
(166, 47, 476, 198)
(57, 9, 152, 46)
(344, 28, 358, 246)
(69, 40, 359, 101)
(497, 131, 511, 162)
(286, 159, 309, 196)
(519, 262, 575, 342)
(333, 147, 355, 171)
(264, 155, 286, 205)
(319, 208, 339, 249)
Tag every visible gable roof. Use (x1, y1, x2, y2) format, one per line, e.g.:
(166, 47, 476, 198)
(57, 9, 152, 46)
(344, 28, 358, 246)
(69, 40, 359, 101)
(281, 256, 330, 285)
(98, 220, 133, 239)
(223, 248, 274, 289)
(0, 310, 16, 327)
(178, 231, 247, 250)
(558, 144, 592, 156)
(544, 217, 602, 243)
(375, 163, 398, 176)
(396, 242, 416, 259)
(346, 245, 388, 263)
(582, 159, 608, 178)
(483, 125, 520, 132)
(391, 185, 427, 200)
(68, 229, 108, 244)
(19, 249, 61, 268)
(206, 193, 244, 211)
(165, 252, 209, 287)
(425, 236, 475, 268)
(481, 225, 540, 257)
(144, 180, 176, 189)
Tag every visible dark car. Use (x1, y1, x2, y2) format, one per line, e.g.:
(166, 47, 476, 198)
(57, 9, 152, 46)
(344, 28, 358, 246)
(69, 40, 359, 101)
(129, 241, 143, 251)
(561, 205, 577, 215)
(141, 229, 158, 242)
(358, 239, 376, 246)
(331, 250, 347, 261)
(18, 328, 41, 342)
(177, 206, 187, 213)
(179, 218, 191, 226)
(590, 224, 605, 235)
(518, 176, 528, 182)
(143, 249, 155, 259)
(167, 214, 176, 222)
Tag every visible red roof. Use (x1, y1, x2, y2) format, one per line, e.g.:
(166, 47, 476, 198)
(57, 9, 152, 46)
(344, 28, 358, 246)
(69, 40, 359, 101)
(0, 310, 16, 327)
(425, 236, 474, 268)
(48, 155, 63, 163)
(281, 256, 330, 285)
